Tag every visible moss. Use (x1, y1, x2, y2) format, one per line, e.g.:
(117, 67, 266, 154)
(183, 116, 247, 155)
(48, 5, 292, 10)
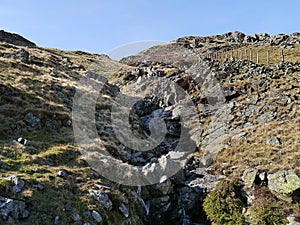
(203, 180, 246, 225)
(248, 203, 288, 225)
(247, 187, 288, 225)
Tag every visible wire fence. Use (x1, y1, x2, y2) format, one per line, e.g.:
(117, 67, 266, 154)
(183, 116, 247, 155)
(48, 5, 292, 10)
(204, 47, 300, 65)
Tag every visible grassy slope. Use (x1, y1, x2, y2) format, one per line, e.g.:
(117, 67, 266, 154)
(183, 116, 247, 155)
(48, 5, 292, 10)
(0, 43, 143, 225)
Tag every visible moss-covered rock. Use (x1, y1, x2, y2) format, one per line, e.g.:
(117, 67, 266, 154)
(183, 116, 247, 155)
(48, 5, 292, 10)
(268, 170, 300, 202)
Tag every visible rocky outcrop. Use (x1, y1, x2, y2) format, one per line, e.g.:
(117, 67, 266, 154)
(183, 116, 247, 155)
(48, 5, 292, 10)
(0, 30, 36, 47)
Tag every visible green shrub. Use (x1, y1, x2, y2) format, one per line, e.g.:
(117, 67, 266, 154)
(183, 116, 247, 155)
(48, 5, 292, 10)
(247, 187, 288, 225)
(203, 179, 246, 225)
(248, 203, 287, 225)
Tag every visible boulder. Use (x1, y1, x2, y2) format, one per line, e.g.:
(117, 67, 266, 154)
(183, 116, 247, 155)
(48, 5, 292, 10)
(242, 168, 258, 190)
(91, 210, 103, 223)
(268, 170, 300, 202)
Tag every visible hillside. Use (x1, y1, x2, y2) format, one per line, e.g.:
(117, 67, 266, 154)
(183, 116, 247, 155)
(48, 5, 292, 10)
(0, 30, 299, 225)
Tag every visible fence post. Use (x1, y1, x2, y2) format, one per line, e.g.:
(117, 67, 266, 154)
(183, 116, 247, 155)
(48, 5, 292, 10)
(256, 50, 259, 64)
(236, 49, 238, 60)
(226, 50, 228, 61)
(281, 49, 285, 63)
(245, 49, 248, 61)
(267, 50, 270, 65)
(250, 49, 252, 62)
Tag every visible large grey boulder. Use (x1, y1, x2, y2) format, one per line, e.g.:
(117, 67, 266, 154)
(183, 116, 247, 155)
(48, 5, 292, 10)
(268, 170, 300, 202)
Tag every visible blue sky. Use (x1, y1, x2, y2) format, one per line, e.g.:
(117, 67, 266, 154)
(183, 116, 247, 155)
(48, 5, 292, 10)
(1, 0, 300, 57)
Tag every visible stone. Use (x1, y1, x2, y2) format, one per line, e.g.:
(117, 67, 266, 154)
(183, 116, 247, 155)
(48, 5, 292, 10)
(72, 213, 82, 222)
(91, 210, 103, 223)
(287, 216, 300, 225)
(24, 112, 41, 128)
(242, 168, 258, 190)
(223, 31, 246, 43)
(32, 183, 44, 191)
(258, 171, 268, 183)
(6, 175, 25, 193)
(53, 215, 59, 224)
(268, 170, 300, 202)
(257, 111, 276, 124)
(17, 137, 29, 146)
(154, 179, 173, 196)
(57, 170, 68, 178)
(119, 203, 129, 218)
(266, 136, 282, 145)
(89, 190, 113, 210)
(0, 197, 27, 221)
(0, 160, 9, 170)
(22, 210, 29, 218)
(231, 132, 250, 140)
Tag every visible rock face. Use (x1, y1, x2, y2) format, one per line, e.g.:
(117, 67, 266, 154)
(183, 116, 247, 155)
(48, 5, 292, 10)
(0, 30, 36, 47)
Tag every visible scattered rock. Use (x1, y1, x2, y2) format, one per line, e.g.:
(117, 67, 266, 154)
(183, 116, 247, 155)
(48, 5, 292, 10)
(53, 215, 59, 224)
(32, 183, 44, 191)
(266, 136, 282, 145)
(6, 175, 25, 193)
(24, 112, 41, 128)
(119, 203, 129, 218)
(57, 170, 68, 179)
(0, 197, 27, 221)
(91, 210, 103, 223)
(17, 137, 29, 146)
(72, 213, 82, 222)
(0, 160, 9, 170)
(89, 190, 113, 210)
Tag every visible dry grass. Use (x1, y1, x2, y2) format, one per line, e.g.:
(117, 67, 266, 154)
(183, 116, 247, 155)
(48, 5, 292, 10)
(213, 110, 300, 178)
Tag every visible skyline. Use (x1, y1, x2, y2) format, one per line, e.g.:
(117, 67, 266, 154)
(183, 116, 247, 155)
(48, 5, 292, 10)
(1, 0, 300, 58)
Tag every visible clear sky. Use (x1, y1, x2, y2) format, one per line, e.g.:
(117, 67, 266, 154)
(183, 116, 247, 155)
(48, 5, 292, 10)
(1, 0, 300, 57)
